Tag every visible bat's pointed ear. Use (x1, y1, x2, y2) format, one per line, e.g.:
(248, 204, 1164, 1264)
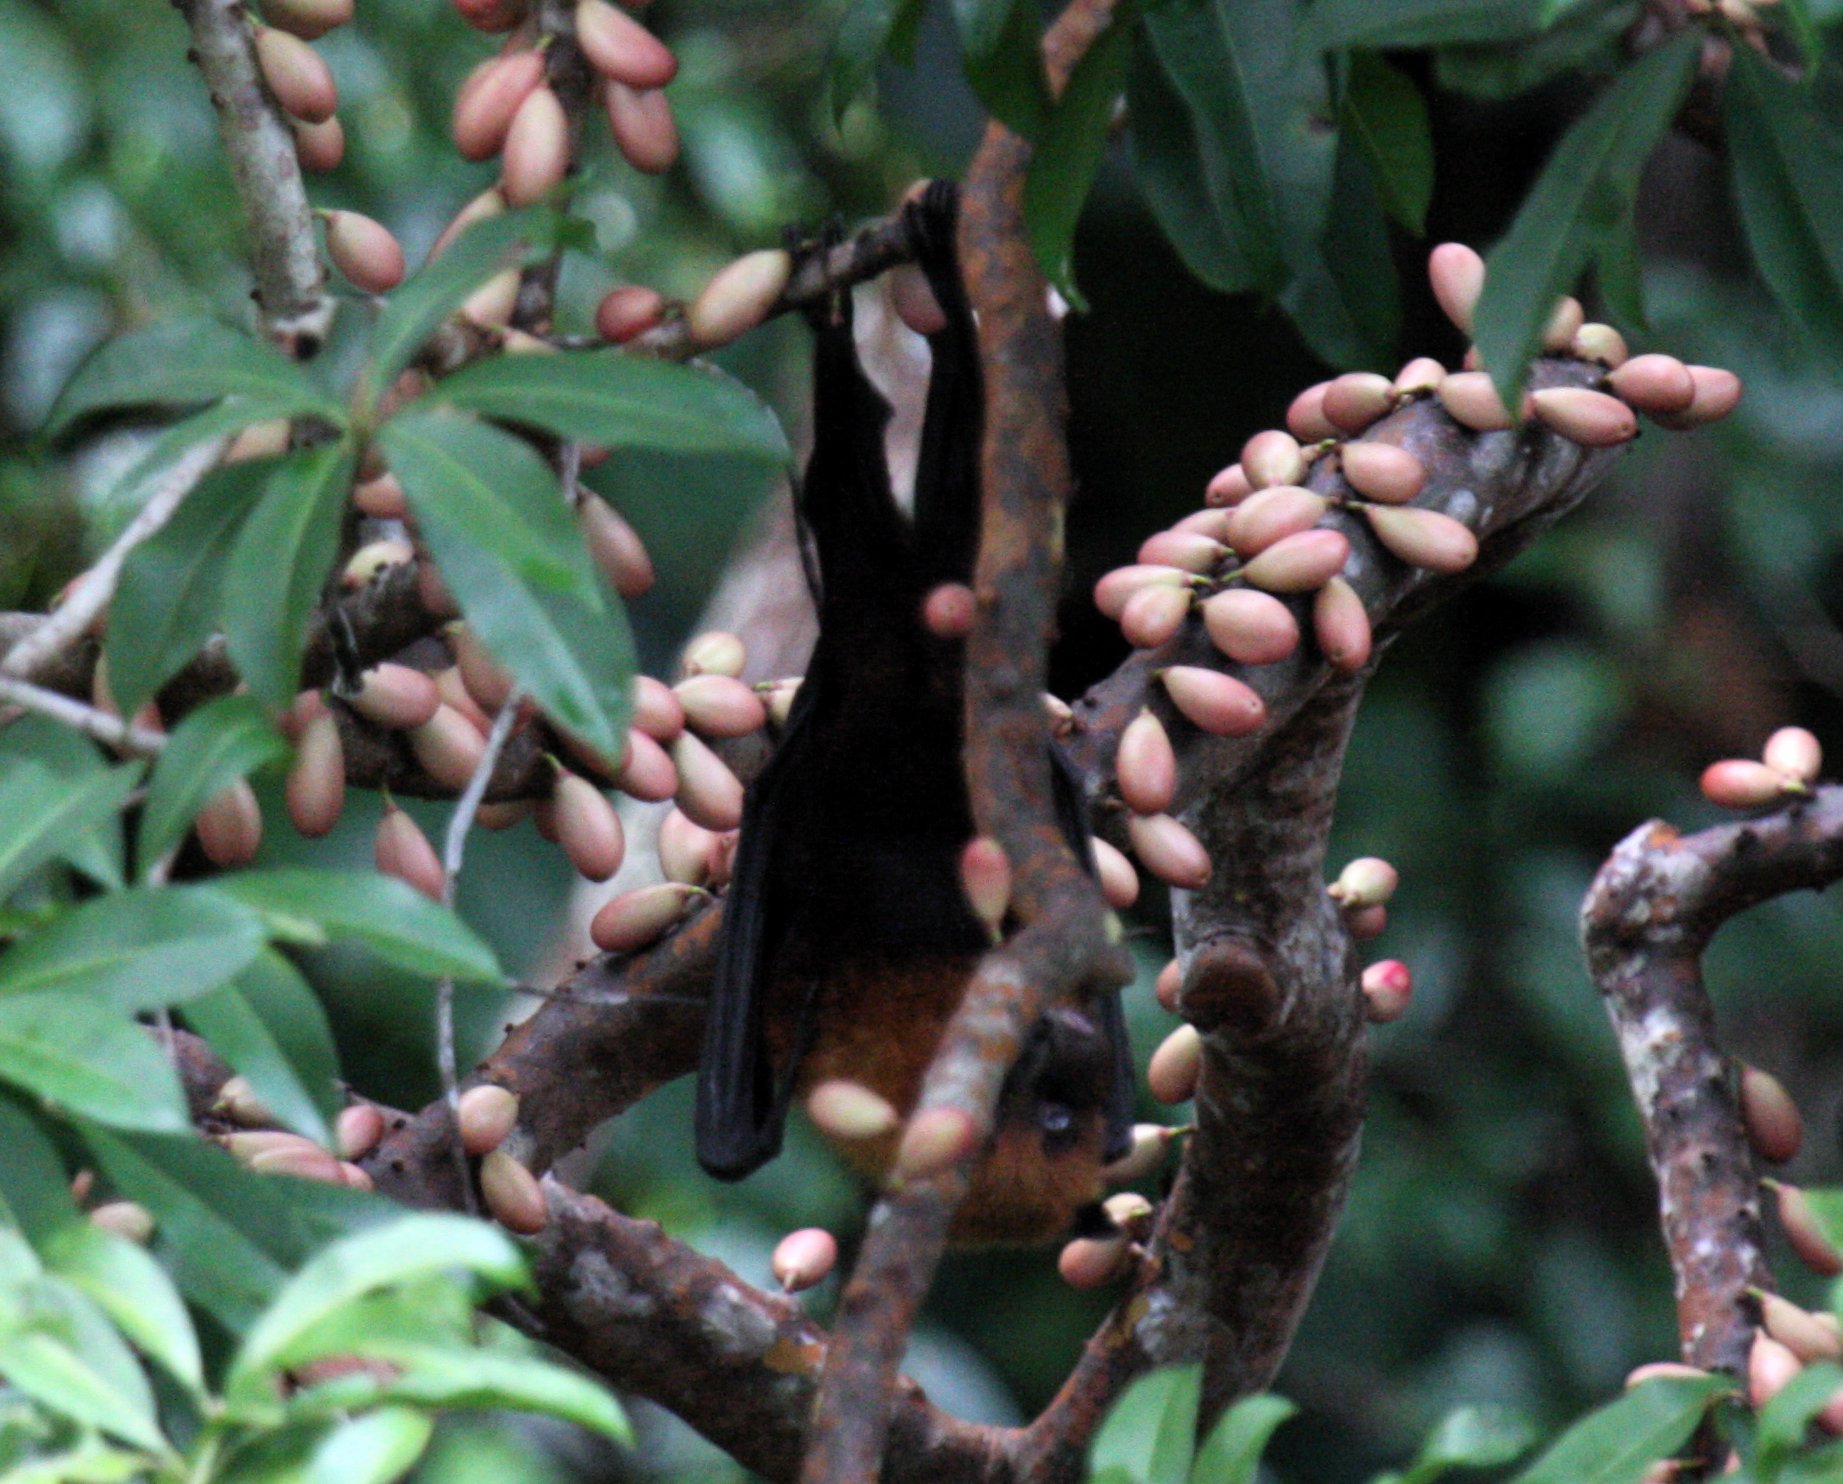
(901, 182, 969, 328)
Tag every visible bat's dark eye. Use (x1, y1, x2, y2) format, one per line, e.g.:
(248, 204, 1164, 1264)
(1039, 1101, 1080, 1153)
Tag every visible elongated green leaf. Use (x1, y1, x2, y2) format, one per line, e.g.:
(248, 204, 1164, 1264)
(364, 209, 558, 401)
(0, 886, 265, 1011)
(1279, 140, 1402, 369)
(43, 316, 342, 440)
(1726, 47, 1843, 364)
(304, 1408, 435, 1484)
(1308, 0, 1543, 50)
(229, 1215, 526, 1393)
(380, 407, 633, 756)
(0, 1329, 166, 1454)
(139, 695, 287, 871)
(1475, 32, 1699, 410)
(1342, 54, 1433, 234)
(0, 719, 123, 889)
(1024, 3, 1137, 307)
(1506, 1375, 1726, 1484)
(1434, 1, 1641, 103)
(1398, 1405, 1537, 1484)
(0, 994, 187, 1131)
(213, 869, 503, 983)
(0, 1096, 76, 1239)
(829, 0, 927, 121)
(427, 351, 790, 466)
(952, 0, 1051, 139)
(1756, 1361, 1843, 1467)
(1190, 1393, 1296, 1484)
(1088, 1363, 1201, 1484)
(43, 1221, 204, 1397)
(222, 442, 358, 711)
(0, 761, 139, 903)
(184, 950, 339, 1146)
(106, 458, 275, 716)
(1804, 1187, 1843, 1249)
(1781, 0, 1823, 69)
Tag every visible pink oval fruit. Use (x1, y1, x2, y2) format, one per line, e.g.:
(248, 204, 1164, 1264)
(1313, 577, 1372, 673)
(575, 0, 677, 87)
(1340, 441, 1425, 505)
(1286, 383, 1338, 441)
(1161, 665, 1265, 736)
(604, 81, 679, 174)
(1240, 529, 1350, 593)
(1240, 430, 1306, 490)
(256, 27, 338, 123)
(1529, 387, 1637, 447)
(1146, 1023, 1203, 1103)
(772, 1228, 839, 1292)
(1225, 486, 1327, 558)
(1202, 587, 1298, 666)
(589, 881, 701, 952)
(1364, 506, 1478, 574)
(502, 85, 570, 206)
(1428, 242, 1485, 334)
(1322, 372, 1395, 435)
(1116, 709, 1177, 815)
(1127, 812, 1212, 889)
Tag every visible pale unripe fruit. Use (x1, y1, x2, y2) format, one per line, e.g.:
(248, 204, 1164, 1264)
(408, 705, 488, 788)
(480, 1149, 548, 1233)
(1340, 441, 1425, 505)
(338, 1162, 374, 1190)
(575, 0, 677, 87)
(1437, 371, 1513, 431)
(1392, 357, 1446, 396)
(1313, 577, 1372, 673)
(431, 187, 507, 261)
(1102, 1123, 1175, 1184)
(923, 581, 977, 639)
(807, 1079, 899, 1142)
(1759, 1292, 1842, 1363)
(292, 115, 345, 172)
(1204, 463, 1253, 508)
(223, 1130, 302, 1162)
(1286, 383, 1338, 441)
(1154, 957, 1182, 1012)
(1625, 1362, 1711, 1390)
(256, 27, 338, 123)
(1322, 373, 1396, 435)
(959, 837, 1011, 932)
(596, 284, 666, 343)
(617, 728, 678, 802)
(1750, 1332, 1801, 1410)
(1346, 903, 1387, 941)
(1571, 322, 1629, 367)
(1740, 1064, 1802, 1164)
(453, 52, 546, 160)
(1147, 1023, 1203, 1103)
(375, 806, 444, 901)
(1529, 387, 1637, 446)
(335, 1103, 384, 1159)
(682, 630, 746, 679)
(249, 1142, 345, 1182)
(286, 712, 345, 838)
(324, 211, 405, 294)
(432, 667, 491, 735)
(1127, 813, 1212, 889)
(216, 1075, 277, 1128)
(1764, 726, 1822, 785)
(1202, 588, 1298, 667)
(1364, 505, 1478, 574)
(348, 663, 440, 730)
(671, 732, 744, 831)
(1652, 366, 1743, 430)
(1770, 1180, 1843, 1276)
(458, 1085, 520, 1156)
(1119, 583, 1191, 648)
(1241, 529, 1350, 593)
(605, 81, 679, 174)
(90, 1201, 155, 1244)
(1041, 691, 1074, 737)
(1225, 486, 1327, 558)
(1700, 758, 1785, 810)
(772, 1228, 839, 1292)
(590, 882, 701, 953)
(197, 779, 263, 868)
(763, 678, 803, 729)
(896, 1106, 978, 1178)
(1059, 1233, 1132, 1290)
(1116, 710, 1177, 815)
(1103, 1191, 1155, 1235)
(1094, 565, 1192, 620)
(1240, 430, 1306, 490)
(553, 773, 625, 881)
(1091, 837, 1139, 909)
(1331, 856, 1399, 909)
(633, 676, 686, 742)
(1606, 354, 1695, 415)
(502, 86, 570, 206)
(1361, 959, 1412, 1023)
(1161, 666, 1265, 737)
(657, 807, 715, 886)
(1541, 296, 1584, 352)
(688, 250, 792, 350)
(1137, 530, 1227, 574)
(675, 674, 766, 738)
(227, 418, 291, 463)
(1428, 242, 1485, 333)
(461, 269, 520, 329)
(340, 538, 413, 590)
(262, 0, 353, 41)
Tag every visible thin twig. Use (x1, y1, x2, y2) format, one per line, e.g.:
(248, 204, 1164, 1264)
(0, 676, 166, 758)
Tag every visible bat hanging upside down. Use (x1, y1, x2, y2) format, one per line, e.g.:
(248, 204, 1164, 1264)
(693, 184, 1136, 1247)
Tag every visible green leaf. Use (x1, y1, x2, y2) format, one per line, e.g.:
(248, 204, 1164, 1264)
(138, 695, 288, 872)
(1088, 1363, 1201, 1484)
(184, 950, 340, 1146)
(0, 719, 124, 890)
(228, 1215, 527, 1395)
(1756, 1361, 1843, 1467)
(1474, 31, 1700, 412)
(1726, 47, 1843, 365)
(304, 1408, 435, 1484)
(0, 885, 266, 1011)
(1433, 3, 1637, 109)
(43, 1220, 204, 1398)
(0, 994, 187, 1131)
(379, 407, 634, 757)
(0, 761, 140, 903)
(1780, 0, 1823, 69)
(1341, 54, 1433, 234)
(1804, 1187, 1843, 1250)
(829, 0, 928, 121)
(0, 1329, 167, 1455)
(43, 316, 342, 441)
(1308, 0, 1543, 50)
(106, 458, 275, 717)
(427, 350, 791, 466)
(1594, 210, 1648, 328)
(1399, 1405, 1537, 1484)
(222, 442, 359, 712)
(364, 209, 559, 402)
(1506, 1375, 1727, 1484)
(1279, 139, 1403, 369)
(0, 1096, 76, 1240)
(213, 869, 503, 983)
(1024, 4, 1138, 308)
(1190, 1393, 1296, 1484)
(952, 0, 1052, 139)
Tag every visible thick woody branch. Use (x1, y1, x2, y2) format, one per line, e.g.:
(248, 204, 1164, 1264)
(1582, 788, 1843, 1373)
